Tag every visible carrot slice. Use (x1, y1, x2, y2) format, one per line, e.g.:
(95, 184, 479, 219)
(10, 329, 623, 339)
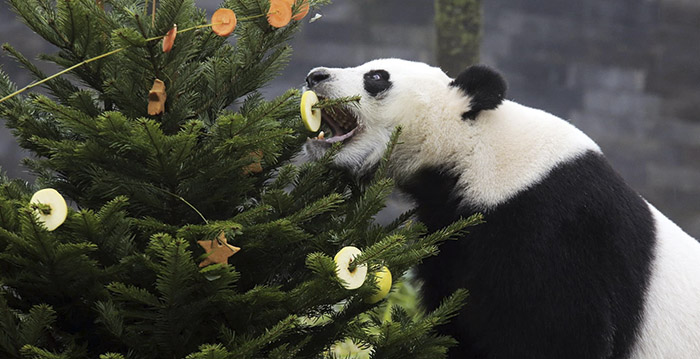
(292, 0, 309, 21)
(212, 8, 237, 36)
(162, 24, 177, 53)
(267, 0, 292, 28)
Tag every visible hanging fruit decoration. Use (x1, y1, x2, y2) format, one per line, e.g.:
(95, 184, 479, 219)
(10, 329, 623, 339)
(162, 24, 177, 52)
(242, 150, 264, 175)
(292, 0, 310, 21)
(334, 246, 368, 290)
(333, 246, 393, 303)
(198, 231, 241, 267)
(212, 8, 237, 36)
(281, 0, 310, 21)
(365, 266, 393, 303)
(147, 79, 167, 115)
(30, 188, 68, 231)
(267, 0, 292, 28)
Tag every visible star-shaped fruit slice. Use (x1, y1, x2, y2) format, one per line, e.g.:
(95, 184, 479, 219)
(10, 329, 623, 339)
(198, 231, 241, 267)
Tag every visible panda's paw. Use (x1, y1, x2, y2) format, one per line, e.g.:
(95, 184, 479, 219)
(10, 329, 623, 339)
(302, 137, 333, 161)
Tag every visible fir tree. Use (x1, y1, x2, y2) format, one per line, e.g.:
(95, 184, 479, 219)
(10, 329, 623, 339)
(0, 1, 481, 358)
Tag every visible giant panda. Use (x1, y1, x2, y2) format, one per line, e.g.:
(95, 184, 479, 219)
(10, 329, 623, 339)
(302, 58, 700, 359)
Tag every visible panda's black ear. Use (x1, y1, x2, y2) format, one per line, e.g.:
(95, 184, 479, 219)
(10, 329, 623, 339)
(450, 65, 507, 120)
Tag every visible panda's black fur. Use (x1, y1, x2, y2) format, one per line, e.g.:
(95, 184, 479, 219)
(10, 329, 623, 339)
(403, 67, 655, 358)
(450, 65, 508, 120)
(406, 161, 655, 358)
(303, 59, 700, 359)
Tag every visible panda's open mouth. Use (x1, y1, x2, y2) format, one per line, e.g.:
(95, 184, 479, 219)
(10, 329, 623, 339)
(312, 97, 359, 143)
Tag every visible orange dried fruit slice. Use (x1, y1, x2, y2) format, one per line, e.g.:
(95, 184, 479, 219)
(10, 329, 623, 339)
(162, 24, 177, 53)
(292, 0, 309, 21)
(243, 150, 264, 175)
(212, 8, 237, 36)
(148, 79, 167, 115)
(280, 0, 308, 20)
(267, 0, 292, 28)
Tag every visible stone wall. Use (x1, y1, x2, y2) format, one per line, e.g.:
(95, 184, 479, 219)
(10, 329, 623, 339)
(481, 0, 700, 236)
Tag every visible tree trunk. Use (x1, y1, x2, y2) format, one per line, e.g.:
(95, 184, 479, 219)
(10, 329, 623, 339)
(435, 0, 482, 76)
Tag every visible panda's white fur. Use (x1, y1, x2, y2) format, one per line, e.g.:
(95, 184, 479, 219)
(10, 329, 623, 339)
(631, 204, 700, 358)
(303, 58, 700, 359)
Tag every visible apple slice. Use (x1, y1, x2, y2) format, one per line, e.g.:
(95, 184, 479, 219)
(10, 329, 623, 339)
(30, 188, 68, 231)
(334, 246, 367, 290)
(366, 266, 392, 303)
(300, 90, 321, 132)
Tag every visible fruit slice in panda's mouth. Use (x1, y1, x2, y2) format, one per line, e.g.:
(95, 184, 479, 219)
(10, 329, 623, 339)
(300, 91, 360, 143)
(314, 96, 359, 143)
(300, 91, 322, 132)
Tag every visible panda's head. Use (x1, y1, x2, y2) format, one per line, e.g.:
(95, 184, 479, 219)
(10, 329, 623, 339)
(302, 58, 506, 176)
(303, 58, 599, 208)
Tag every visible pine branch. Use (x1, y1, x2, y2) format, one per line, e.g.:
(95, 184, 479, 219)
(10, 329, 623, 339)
(232, 315, 299, 358)
(19, 305, 57, 346)
(19, 345, 68, 359)
(423, 213, 484, 247)
(1, 43, 79, 102)
(312, 95, 362, 111)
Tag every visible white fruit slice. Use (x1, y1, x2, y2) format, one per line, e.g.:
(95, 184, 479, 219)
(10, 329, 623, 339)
(30, 188, 68, 231)
(366, 266, 392, 303)
(300, 90, 322, 132)
(334, 246, 367, 290)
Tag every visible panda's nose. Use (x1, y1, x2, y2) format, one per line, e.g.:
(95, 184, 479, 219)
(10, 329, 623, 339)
(306, 70, 330, 88)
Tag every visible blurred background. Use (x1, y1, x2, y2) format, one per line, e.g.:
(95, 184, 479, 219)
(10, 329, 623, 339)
(1, 0, 700, 236)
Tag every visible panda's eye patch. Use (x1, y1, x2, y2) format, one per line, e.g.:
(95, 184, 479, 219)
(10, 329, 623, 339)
(364, 70, 391, 97)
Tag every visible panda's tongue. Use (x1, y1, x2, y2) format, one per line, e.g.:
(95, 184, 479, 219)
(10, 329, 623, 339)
(324, 127, 357, 143)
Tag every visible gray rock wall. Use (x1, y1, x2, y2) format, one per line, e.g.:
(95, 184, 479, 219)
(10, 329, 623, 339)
(481, 0, 700, 236)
